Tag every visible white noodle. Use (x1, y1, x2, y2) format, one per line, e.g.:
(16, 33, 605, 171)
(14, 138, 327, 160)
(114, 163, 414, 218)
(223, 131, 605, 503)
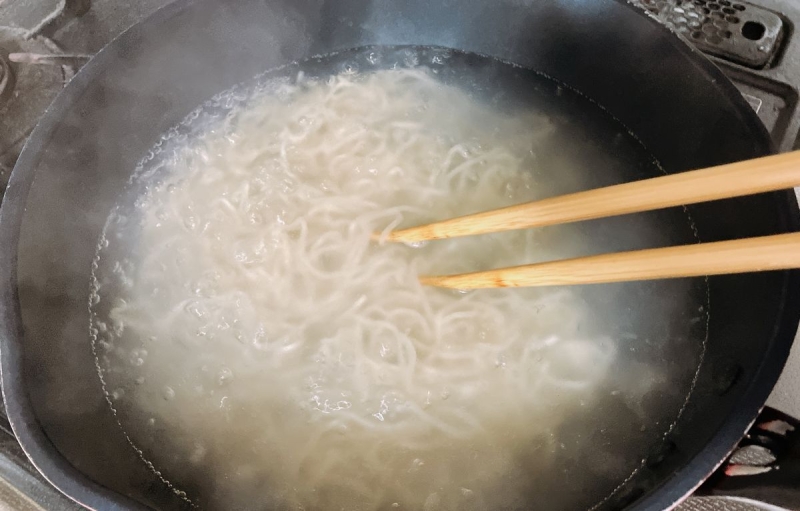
(94, 68, 616, 510)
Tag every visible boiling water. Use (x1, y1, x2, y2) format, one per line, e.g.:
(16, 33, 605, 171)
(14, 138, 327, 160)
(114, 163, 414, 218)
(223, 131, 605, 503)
(90, 47, 708, 511)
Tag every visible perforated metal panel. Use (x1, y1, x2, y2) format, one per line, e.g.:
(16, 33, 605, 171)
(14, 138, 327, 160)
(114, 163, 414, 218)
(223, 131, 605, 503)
(678, 496, 780, 511)
(631, 0, 785, 68)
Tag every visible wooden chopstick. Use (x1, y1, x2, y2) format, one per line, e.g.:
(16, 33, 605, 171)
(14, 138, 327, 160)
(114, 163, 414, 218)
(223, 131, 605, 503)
(384, 150, 800, 243)
(419, 232, 800, 289)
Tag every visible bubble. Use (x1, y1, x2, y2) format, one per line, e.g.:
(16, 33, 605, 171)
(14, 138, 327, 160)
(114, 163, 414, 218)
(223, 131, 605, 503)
(341, 62, 359, 75)
(162, 386, 176, 400)
(184, 216, 198, 230)
(111, 388, 125, 400)
(184, 301, 204, 318)
(217, 367, 234, 386)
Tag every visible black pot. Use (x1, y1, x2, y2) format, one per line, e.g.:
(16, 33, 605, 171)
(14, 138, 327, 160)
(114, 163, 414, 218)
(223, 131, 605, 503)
(0, 0, 798, 509)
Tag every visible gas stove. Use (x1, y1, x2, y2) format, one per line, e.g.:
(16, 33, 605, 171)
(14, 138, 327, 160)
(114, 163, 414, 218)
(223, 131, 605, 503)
(0, 1, 798, 510)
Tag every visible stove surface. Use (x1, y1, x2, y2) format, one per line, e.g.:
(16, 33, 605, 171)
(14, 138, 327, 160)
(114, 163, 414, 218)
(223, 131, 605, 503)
(0, 1, 798, 510)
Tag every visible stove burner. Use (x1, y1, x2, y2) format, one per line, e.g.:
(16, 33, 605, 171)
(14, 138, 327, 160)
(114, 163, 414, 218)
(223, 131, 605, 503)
(0, 26, 73, 192)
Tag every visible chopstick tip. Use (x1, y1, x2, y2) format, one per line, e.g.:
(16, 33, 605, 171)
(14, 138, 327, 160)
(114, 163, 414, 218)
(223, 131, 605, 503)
(419, 275, 436, 287)
(376, 227, 437, 244)
(419, 275, 467, 290)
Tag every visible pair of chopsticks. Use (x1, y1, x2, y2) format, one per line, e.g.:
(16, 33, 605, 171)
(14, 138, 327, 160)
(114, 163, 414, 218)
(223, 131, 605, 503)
(380, 151, 800, 289)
